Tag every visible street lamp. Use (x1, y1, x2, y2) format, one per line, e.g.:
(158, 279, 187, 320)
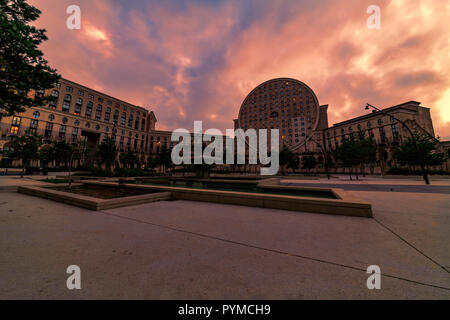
(365, 103, 430, 185)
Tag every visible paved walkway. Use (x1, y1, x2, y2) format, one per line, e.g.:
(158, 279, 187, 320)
(0, 187, 449, 299)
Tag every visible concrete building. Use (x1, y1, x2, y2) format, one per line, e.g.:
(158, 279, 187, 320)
(235, 78, 450, 174)
(1, 76, 448, 174)
(0, 78, 164, 166)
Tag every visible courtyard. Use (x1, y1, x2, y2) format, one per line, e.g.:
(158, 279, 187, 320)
(0, 176, 449, 299)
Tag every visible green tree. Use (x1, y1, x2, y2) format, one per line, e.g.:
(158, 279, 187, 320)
(52, 140, 72, 167)
(355, 131, 377, 177)
(279, 146, 295, 175)
(394, 132, 447, 172)
(0, 0, 60, 116)
(39, 144, 55, 174)
(96, 137, 117, 170)
(145, 155, 158, 172)
(5, 128, 42, 177)
(301, 154, 317, 172)
(333, 136, 359, 180)
(158, 145, 173, 173)
(120, 149, 139, 168)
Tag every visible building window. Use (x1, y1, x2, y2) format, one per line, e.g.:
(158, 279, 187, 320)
(59, 125, 66, 139)
(98, 97, 103, 103)
(48, 114, 55, 121)
(86, 122, 91, 128)
(33, 111, 40, 119)
(30, 119, 38, 129)
(88, 94, 94, 100)
(378, 119, 383, 126)
(55, 83, 61, 89)
(11, 116, 21, 126)
(141, 119, 146, 131)
(10, 125, 19, 135)
(104, 107, 111, 122)
(95, 104, 102, 120)
(45, 122, 53, 138)
(74, 98, 82, 115)
(95, 124, 100, 130)
(128, 114, 133, 128)
(367, 121, 371, 128)
(135, 117, 139, 130)
(71, 127, 79, 141)
(379, 126, 386, 143)
(78, 90, 84, 96)
(66, 86, 73, 92)
(49, 91, 58, 109)
(391, 124, 399, 141)
(121, 112, 126, 126)
(86, 101, 93, 117)
(62, 117, 68, 124)
(74, 120, 80, 126)
(62, 94, 71, 112)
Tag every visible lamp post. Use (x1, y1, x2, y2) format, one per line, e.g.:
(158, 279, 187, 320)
(365, 103, 429, 185)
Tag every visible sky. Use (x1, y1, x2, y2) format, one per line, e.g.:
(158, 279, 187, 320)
(29, 0, 450, 139)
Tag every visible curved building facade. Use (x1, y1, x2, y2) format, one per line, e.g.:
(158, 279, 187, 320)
(234, 78, 329, 152)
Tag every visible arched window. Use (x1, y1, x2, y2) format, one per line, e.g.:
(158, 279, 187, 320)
(33, 111, 40, 119)
(74, 98, 82, 115)
(95, 104, 103, 120)
(62, 94, 71, 112)
(128, 114, 133, 127)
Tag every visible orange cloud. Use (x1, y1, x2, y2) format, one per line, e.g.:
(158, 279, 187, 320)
(28, 0, 450, 139)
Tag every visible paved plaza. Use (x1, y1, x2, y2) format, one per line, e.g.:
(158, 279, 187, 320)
(0, 176, 449, 299)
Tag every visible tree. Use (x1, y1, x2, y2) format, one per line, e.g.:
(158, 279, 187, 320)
(355, 131, 377, 177)
(52, 140, 72, 167)
(0, 0, 60, 116)
(279, 146, 296, 175)
(301, 154, 317, 172)
(394, 132, 447, 172)
(146, 155, 158, 172)
(333, 136, 359, 180)
(39, 144, 55, 174)
(96, 137, 117, 170)
(5, 129, 42, 177)
(119, 149, 139, 168)
(158, 145, 174, 173)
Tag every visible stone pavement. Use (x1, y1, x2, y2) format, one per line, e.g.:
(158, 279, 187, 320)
(0, 187, 449, 299)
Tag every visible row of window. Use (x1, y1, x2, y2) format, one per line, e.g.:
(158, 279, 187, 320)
(327, 118, 396, 137)
(58, 84, 137, 111)
(46, 90, 146, 130)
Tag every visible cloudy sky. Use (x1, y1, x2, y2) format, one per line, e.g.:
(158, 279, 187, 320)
(30, 0, 450, 139)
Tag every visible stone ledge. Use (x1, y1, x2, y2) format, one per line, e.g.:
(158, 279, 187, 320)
(18, 186, 172, 211)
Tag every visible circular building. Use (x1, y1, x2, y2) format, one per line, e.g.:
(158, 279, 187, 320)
(235, 78, 327, 151)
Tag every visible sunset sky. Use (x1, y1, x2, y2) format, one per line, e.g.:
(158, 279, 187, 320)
(30, 0, 450, 139)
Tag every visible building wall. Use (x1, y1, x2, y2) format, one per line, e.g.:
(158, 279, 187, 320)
(0, 78, 161, 166)
(234, 78, 449, 174)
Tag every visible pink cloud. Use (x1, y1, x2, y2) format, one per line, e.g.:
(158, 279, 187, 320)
(29, 0, 450, 139)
